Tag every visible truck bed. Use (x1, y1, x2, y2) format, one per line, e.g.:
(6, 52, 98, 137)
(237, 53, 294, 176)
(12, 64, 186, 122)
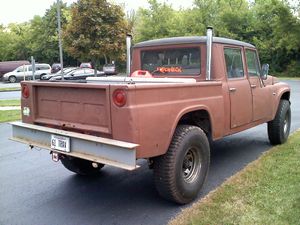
(17, 79, 224, 161)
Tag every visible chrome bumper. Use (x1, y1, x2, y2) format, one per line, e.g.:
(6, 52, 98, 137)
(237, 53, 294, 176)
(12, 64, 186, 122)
(10, 121, 139, 170)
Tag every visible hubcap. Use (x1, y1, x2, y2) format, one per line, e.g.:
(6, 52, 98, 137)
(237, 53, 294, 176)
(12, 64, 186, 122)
(283, 112, 289, 134)
(9, 77, 16, 83)
(182, 147, 201, 183)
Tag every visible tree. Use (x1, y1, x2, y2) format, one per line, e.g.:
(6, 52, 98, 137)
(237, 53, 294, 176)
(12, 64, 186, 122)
(0, 23, 31, 61)
(134, 0, 179, 42)
(64, 0, 129, 72)
(28, 1, 72, 64)
(251, 0, 300, 73)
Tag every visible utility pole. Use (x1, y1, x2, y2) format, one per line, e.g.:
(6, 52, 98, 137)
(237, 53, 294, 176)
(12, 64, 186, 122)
(57, 0, 64, 80)
(31, 56, 35, 80)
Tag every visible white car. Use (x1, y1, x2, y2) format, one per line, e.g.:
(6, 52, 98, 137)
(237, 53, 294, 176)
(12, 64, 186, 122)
(3, 63, 51, 83)
(103, 63, 117, 75)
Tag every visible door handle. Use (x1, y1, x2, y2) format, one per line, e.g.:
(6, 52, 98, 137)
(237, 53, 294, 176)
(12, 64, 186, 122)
(251, 84, 257, 88)
(229, 87, 236, 92)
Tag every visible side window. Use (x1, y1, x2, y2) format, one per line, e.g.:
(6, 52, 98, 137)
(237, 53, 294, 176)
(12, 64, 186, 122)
(37, 65, 46, 70)
(224, 48, 244, 78)
(73, 69, 85, 75)
(246, 50, 261, 76)
(16, 66, 25, 72)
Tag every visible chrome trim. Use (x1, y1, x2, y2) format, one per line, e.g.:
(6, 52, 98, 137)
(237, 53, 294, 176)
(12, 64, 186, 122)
(126, 34, 132, 76)
(206, 27, 213, 80)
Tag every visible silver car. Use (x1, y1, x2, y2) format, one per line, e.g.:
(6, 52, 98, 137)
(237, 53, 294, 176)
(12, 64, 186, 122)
(3, 63, 51, 83)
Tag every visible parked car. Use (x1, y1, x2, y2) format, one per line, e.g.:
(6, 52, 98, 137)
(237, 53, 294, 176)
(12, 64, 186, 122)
(80, 62, 92, 68)
(0, 60, 30, 79)
(49, 68, 104, 80)
(51, 63, 61, 73)
(2, 63, 51, 83)
(103, 63, 117, 75)
(41, 67, 78, 80)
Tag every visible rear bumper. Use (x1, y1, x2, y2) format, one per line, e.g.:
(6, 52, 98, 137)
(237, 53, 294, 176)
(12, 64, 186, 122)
(10, 121, 139, 170)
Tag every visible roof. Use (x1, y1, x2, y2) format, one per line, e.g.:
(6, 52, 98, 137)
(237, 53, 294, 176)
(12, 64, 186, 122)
(133, 36, 255, 48)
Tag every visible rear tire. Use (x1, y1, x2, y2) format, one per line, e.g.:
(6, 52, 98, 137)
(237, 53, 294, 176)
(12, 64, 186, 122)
(8, 76, 17, 83)
(61, 156, 104, 176)
(268, 99, 291, 145)
(153, 125, 210, 204)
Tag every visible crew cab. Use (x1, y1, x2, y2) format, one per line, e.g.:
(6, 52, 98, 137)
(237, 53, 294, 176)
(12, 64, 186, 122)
(11, 27, 291, 204)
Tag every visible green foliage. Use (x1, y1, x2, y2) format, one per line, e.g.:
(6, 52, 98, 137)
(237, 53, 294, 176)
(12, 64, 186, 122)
(63, 0, 129, 66)
(28, 1, 73, 64)
(0, 0, 299, 76)
(250, 0, 300, 73)
(134, 0, 300, 77)
(0, 110, 21, 123)
(0, 99, 20, 107)
(0, 23, 31, 61)
(0, 1, 74, 64)
(134, 0, 178, 42)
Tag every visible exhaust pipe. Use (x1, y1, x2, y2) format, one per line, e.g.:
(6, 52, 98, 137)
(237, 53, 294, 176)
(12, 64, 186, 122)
(206, 26, 213, 80)
(126, 34, 132, 76)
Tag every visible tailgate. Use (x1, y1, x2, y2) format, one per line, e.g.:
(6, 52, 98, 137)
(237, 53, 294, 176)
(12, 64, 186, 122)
(26, 82, 111, 134)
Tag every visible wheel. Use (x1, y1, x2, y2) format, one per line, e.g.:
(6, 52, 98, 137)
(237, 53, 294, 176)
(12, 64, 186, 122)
(268, 99, 291, 145)
(61, 155, 104, 176)
(153, 125, 210, 204)
(40, 74, 46, 80)
(8, 76, 17, 83)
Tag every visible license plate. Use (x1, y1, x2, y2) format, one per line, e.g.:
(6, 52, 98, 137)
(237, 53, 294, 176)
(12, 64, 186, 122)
(51, 135, 70, 152)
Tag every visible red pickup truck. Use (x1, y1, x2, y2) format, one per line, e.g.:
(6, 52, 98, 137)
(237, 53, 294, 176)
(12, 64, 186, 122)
(11, 28, 291, 204)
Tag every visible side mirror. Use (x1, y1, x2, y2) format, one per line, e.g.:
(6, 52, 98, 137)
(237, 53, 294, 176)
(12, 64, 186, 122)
(261, 64, 269, 80)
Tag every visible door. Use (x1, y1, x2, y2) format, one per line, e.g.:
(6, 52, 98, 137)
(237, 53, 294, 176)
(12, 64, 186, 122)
(224, 47, 253, 128)
(245, 49, 273, 121)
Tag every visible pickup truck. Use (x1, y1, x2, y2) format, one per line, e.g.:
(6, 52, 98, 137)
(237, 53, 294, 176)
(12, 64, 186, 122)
(11, 27, 291, 204)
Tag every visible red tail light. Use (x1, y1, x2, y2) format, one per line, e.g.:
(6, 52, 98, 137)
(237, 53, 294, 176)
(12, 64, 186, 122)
(113, 89, 126, 107)
(22, 85, 29, 98)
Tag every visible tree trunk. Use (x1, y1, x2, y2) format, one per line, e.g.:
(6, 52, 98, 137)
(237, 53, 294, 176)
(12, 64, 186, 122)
(104, 54, 108, 64)
(92, 59, 97, 76)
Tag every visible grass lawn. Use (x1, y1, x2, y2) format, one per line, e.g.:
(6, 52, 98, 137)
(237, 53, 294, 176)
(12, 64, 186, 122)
(0, 99, 21, 107)
(0, 87, 21, 92)
(0, 110, 21, 122)
(169, 131, 300, 225)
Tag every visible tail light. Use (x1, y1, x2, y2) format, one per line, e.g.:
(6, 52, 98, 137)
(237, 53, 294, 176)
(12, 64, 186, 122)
(130, 70, 153, 78)
(113, 89, 126, 107)
(22, 85, 30, 98)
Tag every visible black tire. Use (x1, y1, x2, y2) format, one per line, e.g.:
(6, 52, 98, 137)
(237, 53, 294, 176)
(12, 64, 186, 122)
(61, 156, 104, 176)
(268, 99, 291, 145)
(153, 125, 210, 204)
(8, 76, 17, 83)
(40, 74, 46, 80)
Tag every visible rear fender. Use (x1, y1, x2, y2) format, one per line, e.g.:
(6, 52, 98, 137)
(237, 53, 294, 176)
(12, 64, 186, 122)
(164, 105, 213, 154)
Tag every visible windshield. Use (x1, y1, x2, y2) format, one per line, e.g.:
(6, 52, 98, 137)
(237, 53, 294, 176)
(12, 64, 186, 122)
(141, 47, 200, 75)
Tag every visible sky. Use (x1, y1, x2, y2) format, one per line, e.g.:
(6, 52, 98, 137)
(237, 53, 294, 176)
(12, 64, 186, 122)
(0, 0, 194, 26)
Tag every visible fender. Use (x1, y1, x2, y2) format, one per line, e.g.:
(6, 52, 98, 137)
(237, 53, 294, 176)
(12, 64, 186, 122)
(164, 105, 216, 154)
(271, 83, 290, 120)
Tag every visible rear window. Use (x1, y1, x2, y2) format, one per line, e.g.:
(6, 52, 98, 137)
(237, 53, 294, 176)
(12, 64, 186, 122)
(141, 47, 200, 75)
(37, 65, 50, 70)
